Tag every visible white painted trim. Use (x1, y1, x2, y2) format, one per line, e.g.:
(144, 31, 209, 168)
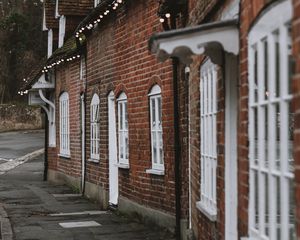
(88, 158, 99, 163)
(151, 23, 239, 64)
(108, 91, 119, 205)
(32, 74, 54, 89)
(38, 90, 56, 147)
(115, 163, 129, 169)
(199, 59, 217, 216)
(42, 6, 48, 31)
(145, 169, 164, 175)
(248, 0, 292, 44)
(224, 54, 238, 240)
(58, 153, 71, 159)
(247, 1, 294, 238)
(80, 94, 85, 192)
(94, 0, 101, 7)
(117, 93, 129, 165)
(196, 201, 217, 222)
(148, 84, 161, 96)
(55, 0, 60, 18)
(90, 94, 100, 160)
(117, 92, 127, 101)
(58, 15, 66, 48)
(59, 92, 70, 156)
(47, 29, 53, 59)
(149, 92, 164, 171)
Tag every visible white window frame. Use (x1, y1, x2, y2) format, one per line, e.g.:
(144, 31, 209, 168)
(80, 56, 86, 81)
(117, 92, 129, 167)
(47, 29, 53, 59)
(55, 0, 60, 18)
(58, 15, 66, 48)
(196, 59, 217, 221)
(90, 94, 100, 161)
(146, 85, 164, 175)
(42, 6, 48, 31)
(94, 0, 101, 7)
(248, 1, 294, 239)
(59, 92, 70, 157)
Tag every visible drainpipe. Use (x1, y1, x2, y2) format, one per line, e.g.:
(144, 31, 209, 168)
(169, 12, 182, 240)
(43, 94, 49, 181)
(172, 57, 182, 240)
(82, 56, 88, 195)
(81, 93, 86, 194)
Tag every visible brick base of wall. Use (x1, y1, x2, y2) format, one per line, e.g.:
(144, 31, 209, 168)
(118, 196, 176, 234)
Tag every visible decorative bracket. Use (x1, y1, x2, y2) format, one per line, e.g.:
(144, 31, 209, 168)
(149, 19, 239, 65)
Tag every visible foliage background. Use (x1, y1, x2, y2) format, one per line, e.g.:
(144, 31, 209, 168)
(0, 0, 46, 103)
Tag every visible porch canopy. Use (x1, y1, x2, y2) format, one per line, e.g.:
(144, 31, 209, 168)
(149, 19, 239, 65)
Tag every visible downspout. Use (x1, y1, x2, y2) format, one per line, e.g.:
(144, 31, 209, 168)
(172, 57, 181, 240)
(82, 55, 88, 195)
(44, 111, 48, 181)
(43, 92, 50, 181)
(170, 13, 181, 240)
(39, 90, 55, 181)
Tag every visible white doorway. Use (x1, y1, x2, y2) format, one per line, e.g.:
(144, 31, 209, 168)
(108, 91, 118, 205)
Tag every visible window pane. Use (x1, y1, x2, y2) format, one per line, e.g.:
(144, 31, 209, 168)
(254, 48, 258, 102)
(276, 103, 280, 170)
(254, 107, 258, 166)
(288, 102, 294, 172)
(264, 40, 269, 100)
(120, 103, 123, 130)
(124, 102, 128, 130)
(151, 98, 156, 127)
(153, 132, 157, 164)
(275, 32, 280, 98)
(120, 133, 123, 159)
(125, 132, 129, 160)
(159, 132, 163, 164)
(158, 97, 162, 128)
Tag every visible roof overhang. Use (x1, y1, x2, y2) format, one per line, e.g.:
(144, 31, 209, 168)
(31, 74, 54, 90)
(149, 19, 239, 65)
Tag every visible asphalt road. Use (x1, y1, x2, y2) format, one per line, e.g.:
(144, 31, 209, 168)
(0, 130, 45, 162)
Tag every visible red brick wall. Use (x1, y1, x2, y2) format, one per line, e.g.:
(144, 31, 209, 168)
(47, 60, 85, 180)
(83, 0, 181, 216)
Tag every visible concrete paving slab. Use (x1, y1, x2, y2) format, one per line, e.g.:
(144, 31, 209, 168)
(0, 156, 175, 240)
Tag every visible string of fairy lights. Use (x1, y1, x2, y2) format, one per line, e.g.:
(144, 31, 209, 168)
(75, 0, 124, 41)
(20, 0, 170, 96)
(19, 0, 125, 96)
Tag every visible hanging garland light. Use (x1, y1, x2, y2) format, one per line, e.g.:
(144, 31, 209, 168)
(75, 0, 124, 39)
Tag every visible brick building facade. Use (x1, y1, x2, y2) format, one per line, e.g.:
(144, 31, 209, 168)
(24, 0, 299, 239)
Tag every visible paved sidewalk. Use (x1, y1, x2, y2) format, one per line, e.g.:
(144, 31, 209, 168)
(0, 156, 174, 240)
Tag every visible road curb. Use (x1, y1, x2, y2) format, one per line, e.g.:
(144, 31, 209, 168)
(0, 148, 45, 175)
(0, 204, 13, 240)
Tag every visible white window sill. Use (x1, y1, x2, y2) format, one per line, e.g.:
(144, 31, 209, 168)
(115, 163, 130, 169)
(58, 153, 71, 159)
(146, 169, 164, 175)
(196, 201, 217, 222)
(88, 158, 99, 163)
